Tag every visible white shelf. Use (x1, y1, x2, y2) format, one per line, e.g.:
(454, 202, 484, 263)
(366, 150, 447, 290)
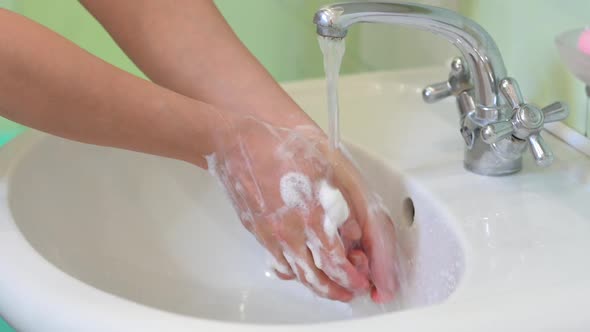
(545, 122, 590, 158)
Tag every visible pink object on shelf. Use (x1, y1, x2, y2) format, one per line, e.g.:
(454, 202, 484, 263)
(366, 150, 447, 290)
(556, 28, 590, 85)
(578, 29, 590, 55)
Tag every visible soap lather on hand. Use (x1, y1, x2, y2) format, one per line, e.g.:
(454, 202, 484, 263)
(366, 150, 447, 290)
(207, 117, 399, 303)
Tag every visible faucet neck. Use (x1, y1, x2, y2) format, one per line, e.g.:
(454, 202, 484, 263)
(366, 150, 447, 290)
(314, 2, 507, 115)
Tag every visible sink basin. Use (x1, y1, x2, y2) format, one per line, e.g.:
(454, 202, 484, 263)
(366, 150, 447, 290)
(1, 67, 590, 331)
(4, 130, 464, 325)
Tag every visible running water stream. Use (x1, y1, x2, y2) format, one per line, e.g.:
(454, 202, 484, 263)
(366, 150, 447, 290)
(318, 36, 346, 151)
(318, 36, 409, 313)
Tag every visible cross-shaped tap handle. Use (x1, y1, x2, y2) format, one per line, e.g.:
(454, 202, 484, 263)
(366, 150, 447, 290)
(422, 57, 472, 103)
(480, 78, 569, 167)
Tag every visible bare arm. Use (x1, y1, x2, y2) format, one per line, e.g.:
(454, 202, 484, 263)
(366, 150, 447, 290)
(79, 0, 314, 128)
(77, 1, 399, 303)
(0, 7, 373, 302)
(0, 9, 227, 168)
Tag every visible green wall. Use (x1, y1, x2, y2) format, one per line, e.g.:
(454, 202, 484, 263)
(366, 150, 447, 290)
(16, 1, 145, 77)
(214, 0, 368, 82)
(459, 0, 590, 135)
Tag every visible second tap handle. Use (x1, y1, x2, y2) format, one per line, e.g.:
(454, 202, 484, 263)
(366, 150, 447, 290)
(499, 78, 525, 109)
(481, 120, 515, 144)
(423, 81, 452, 103)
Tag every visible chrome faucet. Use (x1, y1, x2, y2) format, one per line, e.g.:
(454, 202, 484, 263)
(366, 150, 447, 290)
(313, 2, 569, 176)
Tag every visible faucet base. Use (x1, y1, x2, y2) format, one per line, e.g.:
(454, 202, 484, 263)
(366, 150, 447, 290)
(460, 113, 522, 176)
(464, 159, 522, 176)
(463, 143, 522, 176)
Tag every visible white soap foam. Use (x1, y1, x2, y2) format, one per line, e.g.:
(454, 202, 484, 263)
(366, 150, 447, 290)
(233, 182, 255, 223)
(283, 252, 301, 279)
(205, 153, 234, 204)
(283, 251, 329, 296)
(269, 255, 291, 275)
(280, 172, 313, 213)
(205, 153, 218, 176)
(298, 258, 329, 296)
(305, 228, 324, 269)
(318, 180, 350, 241)
(239, 211, 254, 223)
(305, 228, 350, 288)
(325, 260, 350, 288)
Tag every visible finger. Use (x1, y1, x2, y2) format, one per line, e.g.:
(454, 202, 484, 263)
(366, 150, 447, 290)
(322, 150, 369, 252)
(372, 286, 394, 303)
(363, 210, 398, 303)
(340, 218, 362, 252)
(330, 153, 399, 303)
(341, 218, 362, 241)
(270, 251, 296, 280)
(305, 205, 370, 293)
(223, 175, 297, 281)
(274, 269, 296, 280)
(249, 217, 296, 280)
(305, 229, 370, 294)
(276, 212, 353, 301)
(282, 247, 353, 302)
(348, 249, 370, 279)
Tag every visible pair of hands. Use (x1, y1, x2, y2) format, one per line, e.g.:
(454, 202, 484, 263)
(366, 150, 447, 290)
(207, 115, 399, 303)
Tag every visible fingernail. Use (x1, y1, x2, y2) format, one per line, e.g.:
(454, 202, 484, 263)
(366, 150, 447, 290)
(348, 249, 370, 278)
(340, 219, 362, 241)
(336, 291, 354, 303)
(370, 287, 394, 304)
(274, 269, 296, 280)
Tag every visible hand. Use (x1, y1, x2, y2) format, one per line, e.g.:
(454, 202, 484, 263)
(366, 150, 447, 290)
(207, 115, 398, 302)
(327, 144, 399, 303)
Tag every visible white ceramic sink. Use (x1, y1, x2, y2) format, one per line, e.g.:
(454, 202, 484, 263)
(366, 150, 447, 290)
(1, 68, 590, 331)
(4, 131, 464, 325)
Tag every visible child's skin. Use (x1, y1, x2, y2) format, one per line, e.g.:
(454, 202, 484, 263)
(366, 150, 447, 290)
(0, 2, 398, 303)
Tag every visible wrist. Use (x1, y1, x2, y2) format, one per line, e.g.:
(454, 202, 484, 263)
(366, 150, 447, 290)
(158, 93, 235, 169)
(238, 101, 320, 131)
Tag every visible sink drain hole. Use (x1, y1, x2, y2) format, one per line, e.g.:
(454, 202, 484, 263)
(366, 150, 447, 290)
(402, 197, 415, 227)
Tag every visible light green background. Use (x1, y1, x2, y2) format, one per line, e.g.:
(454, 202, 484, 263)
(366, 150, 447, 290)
(460, 0, 590, 135)
(1, 1, 590, 331)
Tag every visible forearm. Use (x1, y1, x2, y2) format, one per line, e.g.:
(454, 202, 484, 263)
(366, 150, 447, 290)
(79, 0, 314, 128)
(0, 9, 224, 168)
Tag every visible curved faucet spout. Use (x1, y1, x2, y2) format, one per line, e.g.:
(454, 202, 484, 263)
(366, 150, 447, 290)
(313, 2, 507, 113)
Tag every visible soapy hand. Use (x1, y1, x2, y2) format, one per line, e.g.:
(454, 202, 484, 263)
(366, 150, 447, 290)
(207, 115, 398, 302)
(333, 155, 400, 303)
